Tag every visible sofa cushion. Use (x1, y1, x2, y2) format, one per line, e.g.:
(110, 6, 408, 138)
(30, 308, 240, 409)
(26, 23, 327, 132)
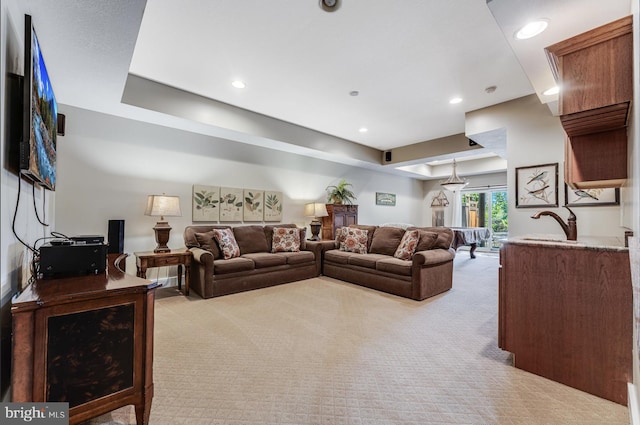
(416, 230, 439, 252)
(275, 251, 315, 265)
(348, 253, 388, 269)
(241, 253, 287, 268)
(394, 230, 420, 260)
(376, 257, 412, 276)
(265, 224, 306, 251)
(324, 249, 351, 265)
(184, 225, 231, 248)
(271, 227, 301, 252)
(340, 227, 368, 254)
(409, 226, 454, 250)
(213, 257, 254, 274)
(369, 227, 405, 256)
(233, 226, 270, 254)
(194, 230, 221, 259)
(212, 228, 241, 259)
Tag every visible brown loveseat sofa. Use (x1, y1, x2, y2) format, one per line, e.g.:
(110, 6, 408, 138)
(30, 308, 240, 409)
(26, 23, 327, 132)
(184, 224, 322, 298)
(322, 225, 455, 301)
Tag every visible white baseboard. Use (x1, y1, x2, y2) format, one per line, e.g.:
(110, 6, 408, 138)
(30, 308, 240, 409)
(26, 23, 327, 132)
(629, 383, 640, 425)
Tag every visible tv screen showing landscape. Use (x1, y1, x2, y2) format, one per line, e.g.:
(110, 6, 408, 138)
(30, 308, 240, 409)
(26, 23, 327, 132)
(22, 14, 57, 191)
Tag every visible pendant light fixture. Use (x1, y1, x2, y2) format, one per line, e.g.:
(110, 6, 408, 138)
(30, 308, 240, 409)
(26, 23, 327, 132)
(440, 159, 468, 192)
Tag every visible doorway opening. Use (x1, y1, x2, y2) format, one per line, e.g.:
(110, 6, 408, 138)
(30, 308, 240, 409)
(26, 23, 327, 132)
(461, 188, 508, 250)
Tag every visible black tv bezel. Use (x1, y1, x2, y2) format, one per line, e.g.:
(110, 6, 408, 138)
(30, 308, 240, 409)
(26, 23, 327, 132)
(21, 14, 57, 191)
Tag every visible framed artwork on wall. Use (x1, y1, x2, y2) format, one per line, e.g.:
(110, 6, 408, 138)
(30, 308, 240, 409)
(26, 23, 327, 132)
(375, 192, 396, 206)
(219, 187, 243, 221)
(264, 191, 283, 221)
(565, 186, 620, 207)
(515, 163, 558, 208)
(243, 189, 264, 221)
(192, 185, 220, 222)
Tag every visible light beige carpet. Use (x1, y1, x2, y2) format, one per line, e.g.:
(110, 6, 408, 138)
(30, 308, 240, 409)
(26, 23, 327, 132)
(85, 252, 628, 424)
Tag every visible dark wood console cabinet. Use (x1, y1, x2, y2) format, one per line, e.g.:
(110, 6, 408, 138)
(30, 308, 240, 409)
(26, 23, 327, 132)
(499, 241, 632, 405)
(11, 261, 160, 424)
(321, 204, 358, 240)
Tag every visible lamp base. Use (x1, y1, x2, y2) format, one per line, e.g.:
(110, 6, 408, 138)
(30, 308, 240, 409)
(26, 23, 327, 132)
(153, 221, 172, 253)
(309, 220, 322, 241)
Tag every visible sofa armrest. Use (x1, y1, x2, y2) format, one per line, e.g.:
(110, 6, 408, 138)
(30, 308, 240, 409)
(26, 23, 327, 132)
(306, 240, 338, 275)
(413, 248, 455, 266)
(190, 247, 214, 267)
(189, 247, 215, 291)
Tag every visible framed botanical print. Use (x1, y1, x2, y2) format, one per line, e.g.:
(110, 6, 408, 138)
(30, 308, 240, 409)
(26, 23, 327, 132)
(515, 163, 558, 208)
(243, 189, 264, 221)
(264, 191, 283, 221)
(219, 187, 243, 221)
(192, 185, 220, 222)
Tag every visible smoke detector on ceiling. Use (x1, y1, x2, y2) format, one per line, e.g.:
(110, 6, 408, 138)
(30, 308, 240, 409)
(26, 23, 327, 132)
(320, 0, 341, 12)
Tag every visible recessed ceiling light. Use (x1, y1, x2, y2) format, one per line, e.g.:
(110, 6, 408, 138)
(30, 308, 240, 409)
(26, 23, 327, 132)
(543, 85, 560, 96)
(515, 20, 549, 40)
(449, 97, 463, 104)
(359, 127, 368, 133)
(231, 80, 246, 89)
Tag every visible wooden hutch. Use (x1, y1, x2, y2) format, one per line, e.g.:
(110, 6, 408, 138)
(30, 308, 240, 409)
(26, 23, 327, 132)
(321, 204, 358, 240)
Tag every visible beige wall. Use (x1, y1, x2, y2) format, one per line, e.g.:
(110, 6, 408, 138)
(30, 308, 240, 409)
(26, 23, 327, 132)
(466, 94, 628, 240)
(54, 106, 425, 272)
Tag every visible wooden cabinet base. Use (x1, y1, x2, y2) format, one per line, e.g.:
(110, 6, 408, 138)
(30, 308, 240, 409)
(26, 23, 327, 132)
(11, 263, 159, 424)
(499, 242, 632, 405)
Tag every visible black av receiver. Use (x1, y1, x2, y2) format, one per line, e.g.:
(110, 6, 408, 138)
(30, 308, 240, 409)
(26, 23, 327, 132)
(39, 239, 108, 278)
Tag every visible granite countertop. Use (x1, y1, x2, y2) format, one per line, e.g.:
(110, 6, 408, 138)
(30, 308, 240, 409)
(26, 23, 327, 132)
(504, 234, 629, 252)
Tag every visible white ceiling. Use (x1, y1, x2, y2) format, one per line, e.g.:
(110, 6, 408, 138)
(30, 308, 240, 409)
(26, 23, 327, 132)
(18, 0, 633, 179)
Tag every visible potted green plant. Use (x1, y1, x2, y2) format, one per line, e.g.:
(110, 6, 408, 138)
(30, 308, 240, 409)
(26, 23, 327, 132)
(326, 179, 357, 204)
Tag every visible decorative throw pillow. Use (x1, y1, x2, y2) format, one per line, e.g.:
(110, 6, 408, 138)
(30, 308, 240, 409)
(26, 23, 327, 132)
(194, 230, 221, 259)
(340, 227, 368, 254)
(272, 227, 301, 252)
(394, 229, 420, 260)
(212, 228, 240, 260)
(415, 230, 439, 252)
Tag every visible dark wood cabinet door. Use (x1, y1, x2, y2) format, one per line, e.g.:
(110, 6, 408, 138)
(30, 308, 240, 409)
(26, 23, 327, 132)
(322, 204, 358, 240)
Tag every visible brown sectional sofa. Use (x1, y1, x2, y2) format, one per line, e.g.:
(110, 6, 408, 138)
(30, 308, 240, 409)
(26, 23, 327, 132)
(184, 223, 455, 301)
(322, 225, 456, 300)
(184, 224, 322, 298)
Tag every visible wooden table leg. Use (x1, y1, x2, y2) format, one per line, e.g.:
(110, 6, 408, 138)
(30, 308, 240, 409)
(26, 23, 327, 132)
(137, 266, 147, 279)
(177, 265, 183, 291)
(184, 264, 190, 296)
(470, 243, 477, 259)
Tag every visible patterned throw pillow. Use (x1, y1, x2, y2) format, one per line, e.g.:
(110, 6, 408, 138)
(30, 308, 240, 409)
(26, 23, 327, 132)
(212, 228, 241, 260)
(340, 227, 368, 254)
(272, 227, 301, 252)
(394, 229, 420, 260)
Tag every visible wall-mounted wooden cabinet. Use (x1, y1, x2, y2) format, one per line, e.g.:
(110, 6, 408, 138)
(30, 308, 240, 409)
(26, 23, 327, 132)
(545, 16, 632, 189)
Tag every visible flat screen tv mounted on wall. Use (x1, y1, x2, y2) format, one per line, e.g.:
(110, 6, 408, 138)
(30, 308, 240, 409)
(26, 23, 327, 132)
(21, 14, 57, 191)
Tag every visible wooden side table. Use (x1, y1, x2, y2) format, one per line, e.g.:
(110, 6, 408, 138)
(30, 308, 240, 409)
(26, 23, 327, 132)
(135, 249, 192, 295)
